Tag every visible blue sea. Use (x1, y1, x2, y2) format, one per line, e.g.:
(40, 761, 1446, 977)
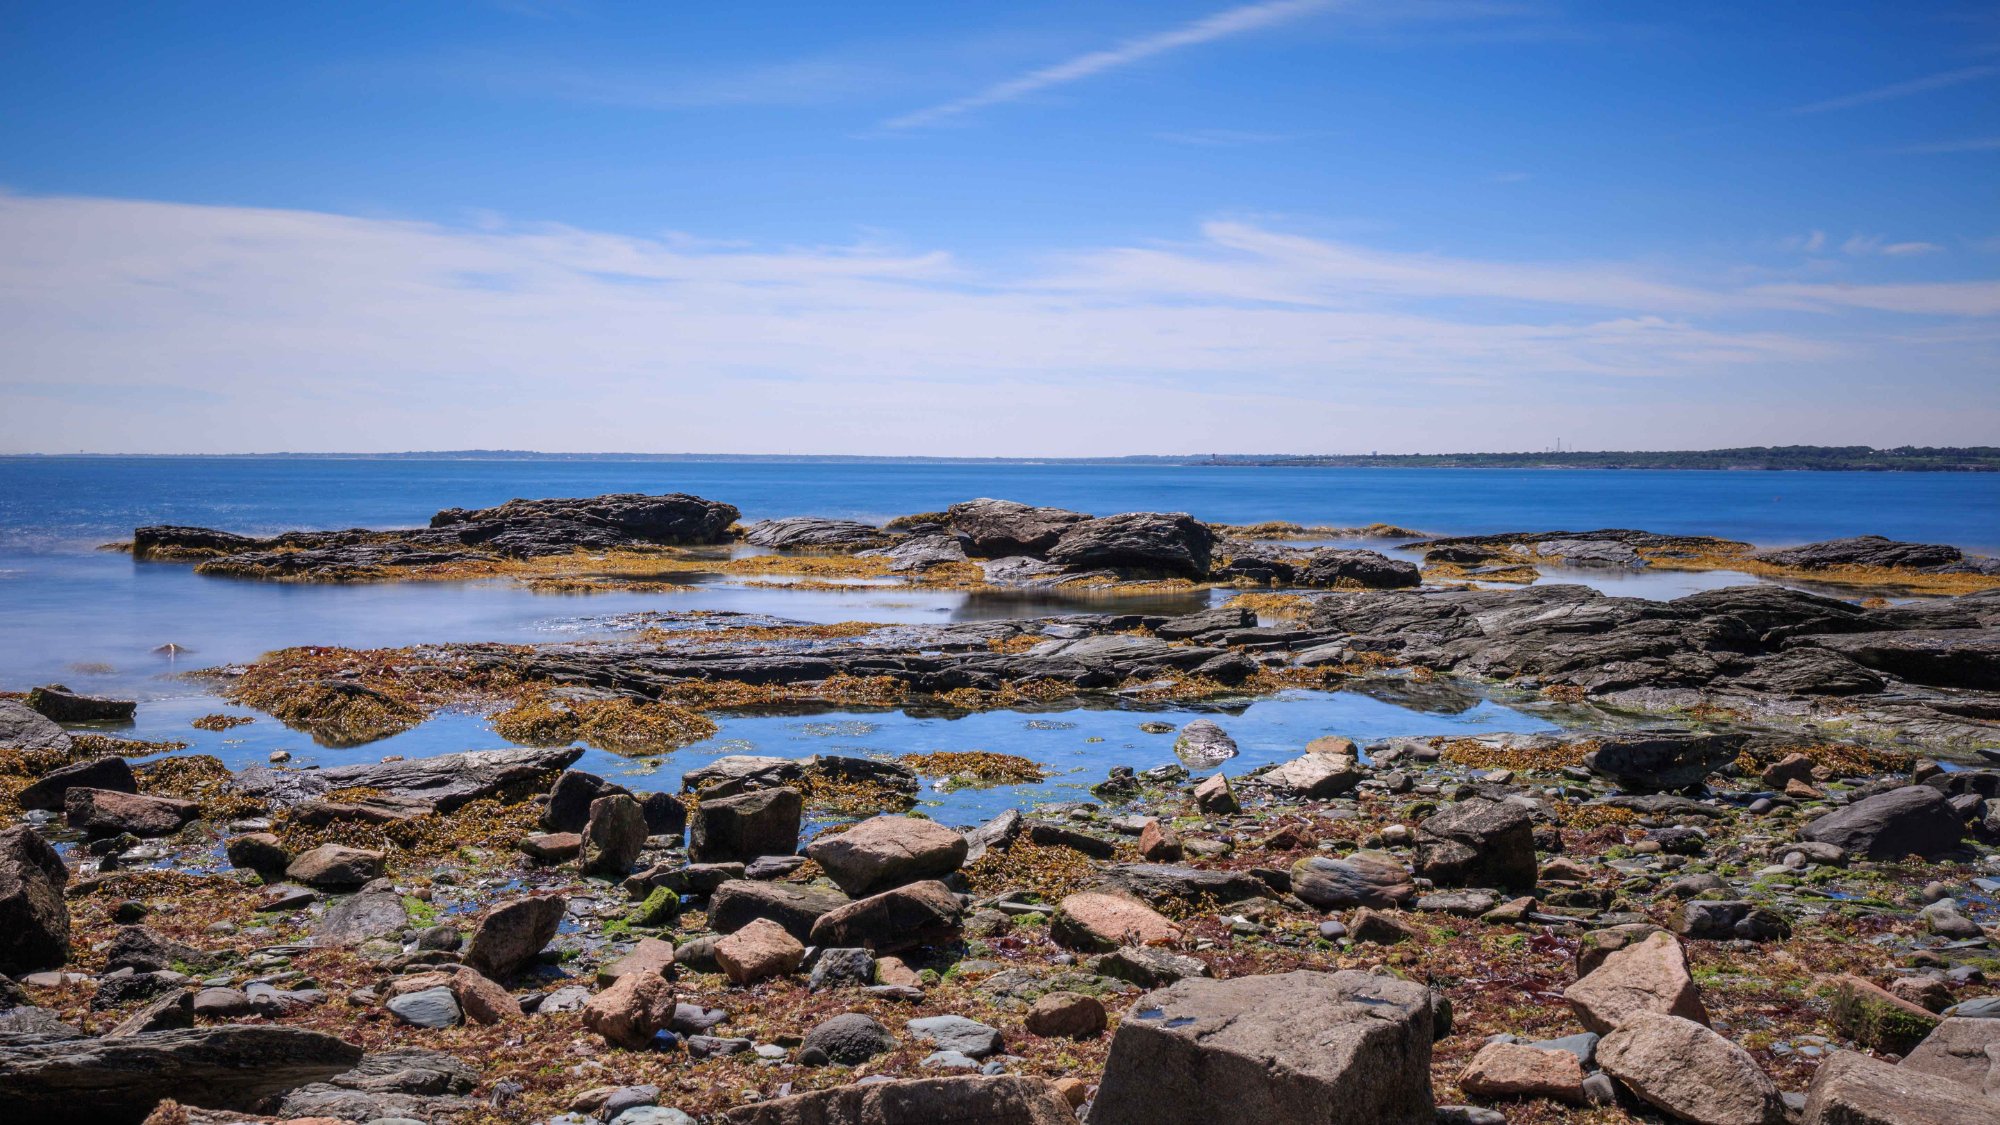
(3, 456, 1994, 825)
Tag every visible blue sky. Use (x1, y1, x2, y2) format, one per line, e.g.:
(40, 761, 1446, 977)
(1, 0, 1996, 454)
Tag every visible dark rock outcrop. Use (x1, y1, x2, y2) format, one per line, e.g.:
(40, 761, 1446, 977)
(24, 686, 136, 724)
(741, 517, 892, 550)
(1045, 513, 1218, 578)
(1297, 548, 1421, 590)
(945, 500, 1090, 558)
(0, 1025, 364, 1124)
(235, 745, 582, 811)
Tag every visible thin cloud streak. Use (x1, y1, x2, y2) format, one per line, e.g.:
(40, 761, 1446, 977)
(1785, 63, 1997, 115)
(882, 0, 1337, 129)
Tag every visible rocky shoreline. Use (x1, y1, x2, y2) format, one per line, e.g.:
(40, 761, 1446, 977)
(6, 491, 2000, 1123)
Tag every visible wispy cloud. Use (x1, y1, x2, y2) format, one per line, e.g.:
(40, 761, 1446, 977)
(882, 0, 1337, 129)
(1891, 136, 2000, 154)
(1842, 234, 1945, 258)
(2, 193, 1995, 454)
(1784, 63, 1998, 115)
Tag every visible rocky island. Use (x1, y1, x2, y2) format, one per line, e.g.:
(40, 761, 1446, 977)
(6, 491, 2000, 1124)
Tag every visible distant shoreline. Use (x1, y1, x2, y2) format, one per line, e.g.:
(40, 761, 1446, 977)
(3, 445, 1999, 472)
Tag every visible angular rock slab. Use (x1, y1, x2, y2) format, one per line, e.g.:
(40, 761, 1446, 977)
(718, 1074, 1076, 1124)
(1092, 969, 1436, 1125)
(0, 1025, 364, 1125)
(1597, 1012, 1785, 1125)
(1805, 1049, 2000, 1124)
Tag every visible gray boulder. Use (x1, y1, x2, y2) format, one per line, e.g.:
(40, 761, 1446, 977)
(1801, 785, 1964, 860)
(1414, 799, 1536, 889)
(1092, 970, 1436, 1125)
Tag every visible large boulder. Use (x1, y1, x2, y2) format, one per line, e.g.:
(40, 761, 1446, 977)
(690, 787, 802, 864)
(711, 880, 852, 943)
(1046, 512, 1218, 578)
(809, 881, 964, 954)
(0, 826, 69, 975)
(1173, 720, 1238, 767)
(945, 499, 1091, 558)
(581, 793, 648, 877)
(805, 815, 968, 897)
(64, 789, 198, 838)
(0, 1025, 364, 1124)
(18, 757, 137, 812)
(714, 918, 806, 985)
(1563, 932, 1708, 1035)
(0, 700, 71, 752)
(1291, 852, 1415, 910)
(799, 1013, 898, 1065)
(1900, 1016, 2000, 1090)
(1051, 893, 1180, 953)
(717, 1074, 1076, 1125)
(1801, 785, 1964, 860)
(285, 844, 385, 889)
(463, 895, 566, 978)
(1807, 1049, 2000, 1123)
(582, 970, 678, 1049)
(312, 880, 408, 947)
(1261, 750, 1362, 798)
(1092, 970, 1436, 1125)
(1297, 549, 1420, 590)
(1582, 732, 1749, 792)
(543, 770, 626, 833)
(1597, 1011, 1786, 1125)
(1414, 799, 1535, 889)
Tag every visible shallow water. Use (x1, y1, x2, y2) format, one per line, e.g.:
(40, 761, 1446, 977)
(120, 688, 1561, 832)
(4, 456, 1992, 810)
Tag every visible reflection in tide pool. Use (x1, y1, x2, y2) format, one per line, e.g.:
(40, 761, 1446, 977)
(123, 687, 1561, 834)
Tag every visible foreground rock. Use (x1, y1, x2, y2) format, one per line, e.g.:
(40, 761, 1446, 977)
(1804, 1049, 2000, 1123)
(719, 1074, 1076, 1124)
(18, 756, 137, 811)
(1800, 785, 1965, 859)
(25, 686, 137, 723)
(1414, 798, 1535, 889)
(1092, 970, 1435, 1125)
(1564, 932, 1707, 1034)
(690, 787, 803, 864)
(1597, 1011, 1785, 1125)
(0, 826, 69, 975)
(0, 1026, 364, 1124)
(805, 815, 968, 896)
(0, 700, 71, 752)
(463, 894, 565, 978)
(64, 789, 198, 838)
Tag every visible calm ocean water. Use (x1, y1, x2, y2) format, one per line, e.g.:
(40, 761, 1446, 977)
(1, 456, 1992, 822)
